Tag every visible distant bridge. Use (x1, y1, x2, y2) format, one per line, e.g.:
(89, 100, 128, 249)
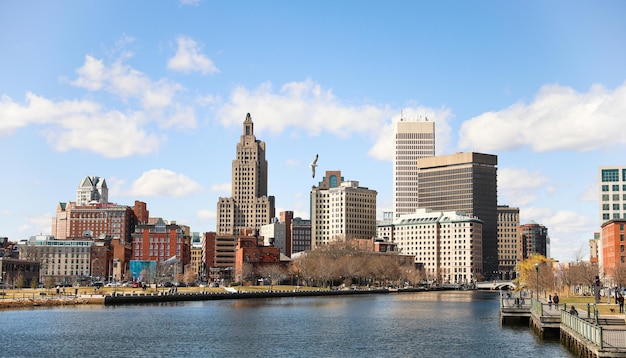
(475, 280, 516, 290)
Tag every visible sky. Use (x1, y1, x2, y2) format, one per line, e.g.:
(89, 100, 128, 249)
(1, 1, 625, 263)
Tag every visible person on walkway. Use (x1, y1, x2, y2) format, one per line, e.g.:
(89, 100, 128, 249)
(619, 294, 624, 313)
(548, 294, 552, 309)
(569, 305, 578, 316)
(552, 293, 559, 310)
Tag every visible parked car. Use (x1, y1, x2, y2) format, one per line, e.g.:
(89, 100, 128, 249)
(132, 282, 139, 288)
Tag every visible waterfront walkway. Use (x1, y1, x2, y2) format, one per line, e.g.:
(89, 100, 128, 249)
(500, 292, 626, 357)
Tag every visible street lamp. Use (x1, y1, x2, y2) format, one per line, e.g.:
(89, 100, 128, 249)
(535, 263, 539, 300)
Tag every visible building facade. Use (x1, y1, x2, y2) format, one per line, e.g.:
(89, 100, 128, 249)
(393, 117, 435, 218)
(416, 152, 498, 279)
(76, 176, 108, 206)
(310, 171, 377, 249)
(131, 218, 191, 276)
(519, 221, 549, 259)
(599, 166, 626, 225)
(0, 257, 40, 288)
(216, 113, 276, 236)
(601, 219, 626, 280)
(497, 205, 520, 280)
(260, 219, 287, 255)
(291, 217, 311, 255)
(52, 201, 146, 242)
(377, 208, 483, 284)
(25, 235, 94, 285)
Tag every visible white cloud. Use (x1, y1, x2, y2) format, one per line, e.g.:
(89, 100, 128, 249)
(0, 93, 162, 157)
(210, 183, 231, 193)
(498, 167, 550, 206)
(71, 54, 185, 113)
(459, 82, 626, 152)
(216, 79, 451, 162)
(125, 169, 204, 197)
(179, 0, 201, 6)
(197, 209, 215, 219)
(167, 36, 219, 75)
(17, 213, 53, 238)
(580, 183, 598, 202)
(162, 105, 197, 129)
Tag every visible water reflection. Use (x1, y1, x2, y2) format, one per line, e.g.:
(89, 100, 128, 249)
(0, 291, 572, 357)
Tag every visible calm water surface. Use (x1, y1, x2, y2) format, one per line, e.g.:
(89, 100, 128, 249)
(1, 291, 572, 357)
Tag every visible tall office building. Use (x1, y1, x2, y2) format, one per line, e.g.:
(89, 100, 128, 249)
(599, 166, 626, 225)
(76, 176, 108, 206)
(497, 205, 520, 280)
(393, 118, 435, 218)
(520, 221, 549, 259)
(310, 170, 377, 249)
(216, 113, 276, 235)
(416, 152, 498, 279)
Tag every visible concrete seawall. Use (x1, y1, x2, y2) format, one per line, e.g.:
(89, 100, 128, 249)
(104, 287, 435, 305)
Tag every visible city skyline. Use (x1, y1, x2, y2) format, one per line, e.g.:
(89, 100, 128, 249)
(1, 2, 626, 262)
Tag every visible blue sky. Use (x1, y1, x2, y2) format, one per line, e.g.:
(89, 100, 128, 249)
(1, 1, 625, 262)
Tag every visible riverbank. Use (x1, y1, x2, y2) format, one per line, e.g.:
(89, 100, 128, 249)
(0, 286, 438, 309)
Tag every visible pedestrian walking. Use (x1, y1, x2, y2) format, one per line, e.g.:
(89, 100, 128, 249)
(548, 294, 552, 309)
(619, 295, 624, 313)
(552, 293, 559, 309)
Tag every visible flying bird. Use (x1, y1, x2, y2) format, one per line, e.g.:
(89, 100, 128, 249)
(310, 154, 318, 178)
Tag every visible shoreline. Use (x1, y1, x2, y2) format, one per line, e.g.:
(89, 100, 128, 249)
(0, 286, 458, 310)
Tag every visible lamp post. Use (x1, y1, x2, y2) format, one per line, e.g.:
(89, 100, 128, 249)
(535, 263, 539, 300)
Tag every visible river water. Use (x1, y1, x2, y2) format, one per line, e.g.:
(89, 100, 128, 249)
(0, 291, 572, 357)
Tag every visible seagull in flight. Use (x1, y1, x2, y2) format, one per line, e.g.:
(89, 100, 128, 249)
(310, 154, 318, 178)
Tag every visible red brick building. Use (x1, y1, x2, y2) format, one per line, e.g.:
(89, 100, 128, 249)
(235, 233, 283, 283)
(131, 218, 191, 275)
(601, 219, 626, 279)
(52, 201, 147, 242)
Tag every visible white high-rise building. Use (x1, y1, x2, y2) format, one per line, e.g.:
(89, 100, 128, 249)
(599, 166, 626, 225)
(76, 176, 108, 206)
(310, 170, 377, 249)
(393, 117, 435, 218)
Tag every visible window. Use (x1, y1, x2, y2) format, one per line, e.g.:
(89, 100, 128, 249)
(614, 185, 621, 191)
(602, 169, 619, 182)
(603, 185, 610, 192)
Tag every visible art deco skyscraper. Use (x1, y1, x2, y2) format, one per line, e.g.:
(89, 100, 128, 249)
(393, 117, 435, 218)
(216, 113, 275, 235)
